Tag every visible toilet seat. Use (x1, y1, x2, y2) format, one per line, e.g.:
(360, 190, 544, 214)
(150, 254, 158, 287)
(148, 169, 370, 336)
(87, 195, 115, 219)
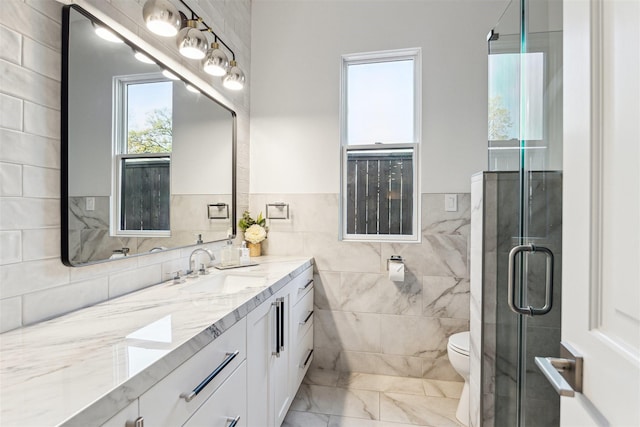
(448, 331, 470, 356)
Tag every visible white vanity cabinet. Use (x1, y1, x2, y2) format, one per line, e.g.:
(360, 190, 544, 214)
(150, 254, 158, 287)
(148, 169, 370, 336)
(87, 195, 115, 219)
(247, 265, 314, 427)
(138, 318, 247, 426)
(291, 279, 314, 391)
(2, 257, 316, 427)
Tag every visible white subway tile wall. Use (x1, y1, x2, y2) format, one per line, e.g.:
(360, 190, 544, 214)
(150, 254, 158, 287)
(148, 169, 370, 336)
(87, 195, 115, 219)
(0, 0, 251, 332)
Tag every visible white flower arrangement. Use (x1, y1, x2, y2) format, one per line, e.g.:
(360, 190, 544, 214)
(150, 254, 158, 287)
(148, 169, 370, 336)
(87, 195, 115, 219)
(238, 211, 268, 244)
(244, 223, 267, 244)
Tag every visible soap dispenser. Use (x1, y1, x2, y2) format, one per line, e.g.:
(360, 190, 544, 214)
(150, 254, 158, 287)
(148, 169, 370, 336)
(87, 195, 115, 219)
(239, 241, 250, 265)
(221, 240, 233, 266)
(221, 239, 239, 266)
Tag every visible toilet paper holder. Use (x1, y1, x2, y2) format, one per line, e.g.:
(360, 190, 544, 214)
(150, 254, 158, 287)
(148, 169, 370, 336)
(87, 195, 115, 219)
(387, 255, 405, 271)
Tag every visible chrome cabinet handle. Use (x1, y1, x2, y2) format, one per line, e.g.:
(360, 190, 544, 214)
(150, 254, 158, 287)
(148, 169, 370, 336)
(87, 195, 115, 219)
(226, 415, 241, 427)
(300, 349, 314, 368)
(179, 350, 239, 402)
(300, 279, 313, 291)
(299, 310, 314, 325)
(272, 300, 280, 357)
(125, 417, 144, 427)
(507, 244, 554, 316)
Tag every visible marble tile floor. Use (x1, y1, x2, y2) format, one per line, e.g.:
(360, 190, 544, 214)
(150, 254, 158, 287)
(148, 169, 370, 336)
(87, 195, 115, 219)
(284, 370, 465, 427)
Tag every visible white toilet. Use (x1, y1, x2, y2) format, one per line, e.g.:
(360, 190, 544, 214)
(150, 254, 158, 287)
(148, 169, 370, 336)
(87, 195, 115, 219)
(447, 331, 470, 426)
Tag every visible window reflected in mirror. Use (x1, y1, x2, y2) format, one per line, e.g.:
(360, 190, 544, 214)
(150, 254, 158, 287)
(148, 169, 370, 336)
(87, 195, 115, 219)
(115, 77, 172, 235)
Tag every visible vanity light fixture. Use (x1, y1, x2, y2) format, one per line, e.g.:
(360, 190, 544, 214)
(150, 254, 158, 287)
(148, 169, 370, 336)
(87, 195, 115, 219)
(94, 24, 123, 43)
(177, 19, 207, 59)
(134, 51, 156, 64)
(162, 69, 179, 80)
(202, 41, 229, 76)
(222, 60, 245, 91)
(185, 83, 200, 94)
(142, 0, 183, 37)
(141, 0, 246, 91)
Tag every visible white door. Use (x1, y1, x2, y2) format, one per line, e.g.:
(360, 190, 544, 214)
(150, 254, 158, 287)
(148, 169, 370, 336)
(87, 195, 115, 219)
(561, 0, 640, 425)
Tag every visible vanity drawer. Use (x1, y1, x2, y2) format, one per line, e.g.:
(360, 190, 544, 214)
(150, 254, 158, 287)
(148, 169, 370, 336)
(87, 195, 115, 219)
(291, 265, 314, 305)
(293, 327, 314, 391)
(183, 361, 247, 427)
(292, 287, 314, 346)
(139, 318, 246, 427)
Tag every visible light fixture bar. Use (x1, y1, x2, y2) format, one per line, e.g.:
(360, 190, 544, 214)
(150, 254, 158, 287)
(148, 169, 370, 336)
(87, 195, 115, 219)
(142, 0, 245, 90)
(177, 0, 236, 61)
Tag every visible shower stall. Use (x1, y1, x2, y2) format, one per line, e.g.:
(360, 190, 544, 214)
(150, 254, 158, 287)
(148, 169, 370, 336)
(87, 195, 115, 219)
(470, 1, 564, 426)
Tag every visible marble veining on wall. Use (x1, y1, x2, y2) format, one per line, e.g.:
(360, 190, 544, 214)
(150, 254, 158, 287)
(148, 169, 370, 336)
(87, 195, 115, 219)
(250, 193, 471, 381)
(472, 172, 562, 427)
(67, 194, 232, 264)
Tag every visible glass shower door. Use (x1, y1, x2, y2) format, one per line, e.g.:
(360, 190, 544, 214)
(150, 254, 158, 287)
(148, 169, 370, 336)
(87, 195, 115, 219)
(485, 0, 563, 426)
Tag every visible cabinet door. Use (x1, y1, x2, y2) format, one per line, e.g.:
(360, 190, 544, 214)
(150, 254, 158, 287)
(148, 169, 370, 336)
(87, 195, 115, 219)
(247, 294, 275, 427)
(247, 283, 294, 427)
(182, 362, 247, 427)
(272, 286, 291, 427)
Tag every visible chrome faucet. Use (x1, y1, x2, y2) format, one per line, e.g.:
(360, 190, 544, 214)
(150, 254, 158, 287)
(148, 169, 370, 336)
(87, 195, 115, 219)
(188, 248, 215, 276)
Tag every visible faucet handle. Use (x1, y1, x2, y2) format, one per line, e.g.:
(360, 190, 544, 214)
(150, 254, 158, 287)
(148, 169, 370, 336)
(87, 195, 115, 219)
(186, 259, 198, 278)
(166, 271, 185, 284)
(198, 263, 209, 275)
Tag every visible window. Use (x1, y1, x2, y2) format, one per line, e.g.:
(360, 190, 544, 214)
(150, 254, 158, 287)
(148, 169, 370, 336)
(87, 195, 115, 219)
(112, 75, 172, 236)
(340, 48, 421, 241)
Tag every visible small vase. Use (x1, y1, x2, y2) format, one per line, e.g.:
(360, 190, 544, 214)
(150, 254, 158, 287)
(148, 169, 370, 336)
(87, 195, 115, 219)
(247, 242, 261, 257)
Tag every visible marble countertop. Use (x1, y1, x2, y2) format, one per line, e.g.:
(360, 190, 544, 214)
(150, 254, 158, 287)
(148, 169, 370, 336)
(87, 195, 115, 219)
(0, 256, 313, 427)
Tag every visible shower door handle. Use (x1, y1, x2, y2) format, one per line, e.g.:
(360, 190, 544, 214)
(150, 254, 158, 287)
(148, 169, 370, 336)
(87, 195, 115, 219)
(507, 244, 554, 316)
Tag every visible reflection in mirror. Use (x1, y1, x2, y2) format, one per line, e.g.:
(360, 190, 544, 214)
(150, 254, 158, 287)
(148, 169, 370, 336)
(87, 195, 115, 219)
(63, 5, 236, 266)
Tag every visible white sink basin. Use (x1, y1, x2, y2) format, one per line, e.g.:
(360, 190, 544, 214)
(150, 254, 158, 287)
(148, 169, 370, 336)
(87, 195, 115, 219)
(181, 273, 267, 294)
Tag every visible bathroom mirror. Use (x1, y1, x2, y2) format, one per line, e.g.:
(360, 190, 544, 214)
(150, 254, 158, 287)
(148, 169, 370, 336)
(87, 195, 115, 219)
(62, 5, 236, 266)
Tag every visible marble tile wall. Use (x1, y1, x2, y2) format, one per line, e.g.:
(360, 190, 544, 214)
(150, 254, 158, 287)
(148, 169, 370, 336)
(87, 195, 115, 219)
(250, 193, 471, 381)
(67, 194, 232, 263)
(473, 172, 563, 427)
(0, 0, 251, 333)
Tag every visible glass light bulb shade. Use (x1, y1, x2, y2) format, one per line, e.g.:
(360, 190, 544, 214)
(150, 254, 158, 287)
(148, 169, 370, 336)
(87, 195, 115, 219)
(142, 0, 182, 37)
(177, 23, 207, 60)
(134, 51, 155, 64)
(94, 26, 123, 43)
(222, 61, 245, 91)
(185, 84, 200, 94)
(202, 43, 229, 76)
(162, 69, 179, 80)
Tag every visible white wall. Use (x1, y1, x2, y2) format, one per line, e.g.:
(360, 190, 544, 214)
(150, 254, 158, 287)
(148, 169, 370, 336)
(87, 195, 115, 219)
(67, 19, 143, 196)
(172, 84, 233, 195)
(250, 0, 507, 194)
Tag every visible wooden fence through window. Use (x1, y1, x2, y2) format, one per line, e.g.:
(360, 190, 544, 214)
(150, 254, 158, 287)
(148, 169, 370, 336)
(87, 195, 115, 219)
(345, 150, 413, 235)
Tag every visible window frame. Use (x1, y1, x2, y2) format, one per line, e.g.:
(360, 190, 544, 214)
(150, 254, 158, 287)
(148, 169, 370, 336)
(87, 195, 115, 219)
(110, 73, 173, 237)
(339, 48, 422, 242)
